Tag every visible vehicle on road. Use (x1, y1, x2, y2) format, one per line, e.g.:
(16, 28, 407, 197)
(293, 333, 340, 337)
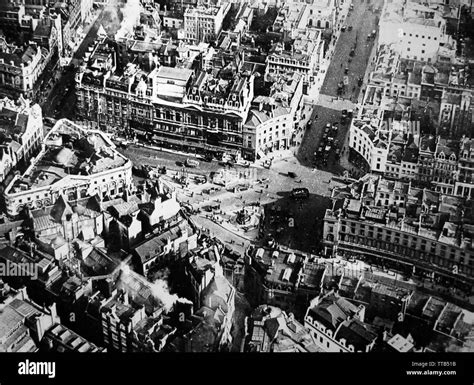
(344, 67, 349, 75)
(341, 26, 346, 32)
(194, 175, 207, 184)
(202, 153, 213, 162)
(185, 159, 200, 168)
(290, 188, 309, 200)
(236, 159, 250, 168)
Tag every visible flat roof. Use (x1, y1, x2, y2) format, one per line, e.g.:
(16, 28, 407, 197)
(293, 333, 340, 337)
(156, 66, 193, 82)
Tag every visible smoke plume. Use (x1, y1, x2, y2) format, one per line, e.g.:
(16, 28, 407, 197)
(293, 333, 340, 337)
(118, 263, 191, 313)
(116, 0, 142, 39)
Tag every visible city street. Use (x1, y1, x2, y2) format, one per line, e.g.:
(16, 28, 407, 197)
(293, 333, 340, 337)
(42, 6, 108, 119)
(297, 0, 382, 172)
(320, 1, 381, 98)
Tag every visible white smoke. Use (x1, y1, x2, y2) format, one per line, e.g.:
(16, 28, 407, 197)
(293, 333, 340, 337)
(116, 0, 142, 39)
(150, 279, 179, 312)
(118, 263, 191, 313)
(102, 0, 123, 36)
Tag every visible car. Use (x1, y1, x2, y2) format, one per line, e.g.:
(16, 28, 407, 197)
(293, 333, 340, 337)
(342, 109, 347, 117)
(341, 26, 346, 32)
(344, 67, 349, 75)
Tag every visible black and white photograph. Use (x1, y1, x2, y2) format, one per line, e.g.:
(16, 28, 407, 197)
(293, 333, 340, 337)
(0, 0, 473, 382)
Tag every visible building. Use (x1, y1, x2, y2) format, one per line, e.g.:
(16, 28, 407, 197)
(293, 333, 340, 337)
(0, 287, 59, 352)
(183, 3, 231, 44)
(456, 137, 474, 199)
(0, 43, 52, 100)
(265, 29, 324, 87)
(304, 292, 377, 352)
(41, 323, 105, 352)
(244, 72, 303, 158)
(0, 97, 43, 182)
(75, 36, 256, 160)
(245, 246, 327, 316)
(378, 0, 451, 63)
(272, 0, 337, 33)
(323, 175, 474, 294)
(246, 305, 321, 352)
(132, 220, 197, 276)
(186, 245, 223, 308)
(3, 119, 133, 217)
(100, 290, 147, 352)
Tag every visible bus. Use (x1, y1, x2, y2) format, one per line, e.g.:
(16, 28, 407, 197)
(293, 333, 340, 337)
(185, 159, 200, 168)
(290, 188, 309, 200)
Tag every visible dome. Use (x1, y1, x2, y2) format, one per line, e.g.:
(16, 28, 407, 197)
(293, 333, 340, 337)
(54, 147, 75, 166)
